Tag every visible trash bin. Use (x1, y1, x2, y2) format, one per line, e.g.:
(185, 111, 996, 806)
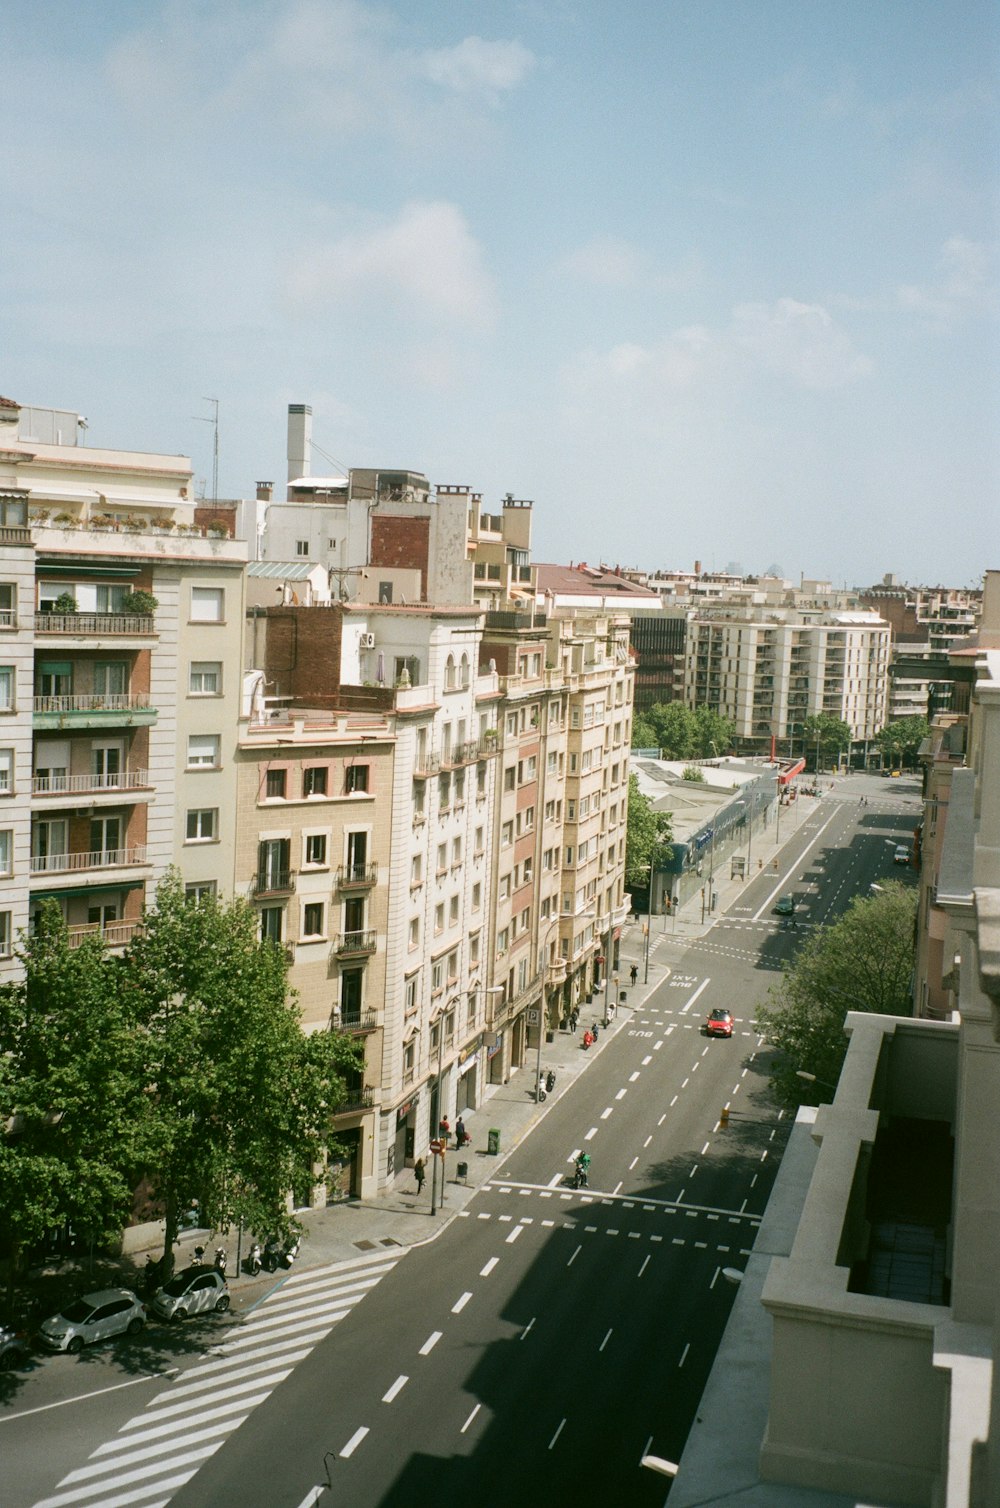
(457, 1161, 469, 1181)
(545, 1030, 554, 1043)
(487, 1128, 501, 1156)
(619, 991, 627, 1006)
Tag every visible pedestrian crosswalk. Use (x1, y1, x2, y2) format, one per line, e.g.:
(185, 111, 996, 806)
(30, 1251, 402, 1508)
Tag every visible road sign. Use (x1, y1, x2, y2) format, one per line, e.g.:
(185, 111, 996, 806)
(429, 1138, 444, 1154)
(526, 1007, 540, 1025)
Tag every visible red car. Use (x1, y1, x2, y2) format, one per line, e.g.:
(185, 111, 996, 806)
(706, 1008, 734, 1038)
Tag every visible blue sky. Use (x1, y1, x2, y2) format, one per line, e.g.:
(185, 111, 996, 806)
(3, 0, 997, 587)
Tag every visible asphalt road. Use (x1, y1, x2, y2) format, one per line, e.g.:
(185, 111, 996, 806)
(3, 777, 920, 1508)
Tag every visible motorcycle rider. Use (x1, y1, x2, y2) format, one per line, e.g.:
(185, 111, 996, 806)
(574, 1152, 591, 1188)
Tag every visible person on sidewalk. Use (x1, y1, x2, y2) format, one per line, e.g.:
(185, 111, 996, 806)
(439, 1115, 450, 1146)
(455, 1116, 468, 1148)
(630, 964, 638, 987)
(570, 1006, 579, 1033)
(414, 1157, 426, 1195)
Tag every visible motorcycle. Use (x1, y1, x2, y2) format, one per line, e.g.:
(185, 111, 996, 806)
(214, 1246, 228, 1278)
(282, 1235, 301, 1268)
(571, 1157, 590, 1190)
(245, 1242, 262, 1277)
(263, 1237, 281, 1273)
(536, 1077, 547, 1102)
(545, 1070, 556, 1093)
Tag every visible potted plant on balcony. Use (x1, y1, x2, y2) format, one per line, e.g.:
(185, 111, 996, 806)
(54, 512, 77, 528)
(121, 590, 158, 616)
(90, 513, 116, 531)
(51, 592, 78, 614)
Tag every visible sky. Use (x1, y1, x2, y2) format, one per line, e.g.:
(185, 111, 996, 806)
(3, 0, 997, 588)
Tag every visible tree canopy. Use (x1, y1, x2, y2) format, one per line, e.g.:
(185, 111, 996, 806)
(876, 716, 930, 770)
(1, 876, 364, 1299)
(625, 774, 673, 889)
(633, 701, 735, 761)
(801, 713, 853, 768)
(755, 881, 917, 1107)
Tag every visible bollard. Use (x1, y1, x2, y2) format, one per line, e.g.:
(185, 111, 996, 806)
(720, 1105, 730, 1127)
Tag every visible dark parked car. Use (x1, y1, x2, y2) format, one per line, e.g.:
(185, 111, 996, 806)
(774, 894, 797, 916)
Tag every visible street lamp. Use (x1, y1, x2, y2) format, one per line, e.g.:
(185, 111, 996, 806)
(796, 1069, 839, 1095)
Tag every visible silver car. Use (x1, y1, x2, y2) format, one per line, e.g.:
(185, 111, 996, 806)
(151, 1265, 230, 1323)
(39, 1288, 146, 1354)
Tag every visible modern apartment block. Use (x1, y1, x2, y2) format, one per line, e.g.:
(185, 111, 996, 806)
(0, 395, 246, 977)
(683, 607, 890, 759)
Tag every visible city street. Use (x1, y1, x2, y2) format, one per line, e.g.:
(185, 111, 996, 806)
(2, 778, 921, 1508)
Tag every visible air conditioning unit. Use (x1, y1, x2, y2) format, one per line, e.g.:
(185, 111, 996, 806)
(359, 632, 376, 649)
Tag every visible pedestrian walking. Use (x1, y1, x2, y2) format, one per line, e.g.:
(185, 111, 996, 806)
(570, 1007, 579, 1033)
(414, 1157, 426, 1194)
(629, 964, 638, 987)
(455, 1116, 468, 1148)
(439, 1115, 451, 1147)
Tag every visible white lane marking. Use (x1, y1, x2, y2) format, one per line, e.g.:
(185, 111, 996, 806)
(638, 1255, 651, 1278)
(655, 1038, 664, 1048)
(419, 1331, 442, 1356)
(549, 1418, 567, 1450)
(121, 1391, 271, 1433)
(461, 1402, 481, 1434)
(506, 1224, 524, 1245)
(151, 1355, 304, 1402)
(644, 1136, 652, 1147)
(752, 806, 839, 920)
(0, 1369, 177, 1425)
(341, 1426, 368, 1458)
(679, 1343, 690, 1368)
(599, 1329, 613, 1352)
(72, 1421, 238, 1477)
(612, 1181, 623, 1195)
(760, 1150, 769, 1163)
(710, 1267, 720, 1289)
(670, 1094, 678, 1107)
(676, 1189, 686, 1204)
(585, 1126, 598, 1140)
(629, 1157, 638, 1170)
(615, 1088, 628, 1100)
(629, 1071, 641, 1082)
(56, 1441, 223, 1493)
(547, 1172, 563, 1188)
(642, 1055, 653, 1065)
(702, 1141, 710, 1155)
(601, 1107, 613, 1119)
(480, 1257, 499, 1277)
(383, 1375, 408, 1403)
(750, 1174, 758, 1187)
(452, 1292, 473, 1314)
(567, 1244, 582, 1266)
(296, 1488, 323, 1508)
(34, 1469, 199, 1508)
(680, 978, 711, 1014)
(520, 1317, 535, 1340)
(689, 1165, 698, 1178)
(682, 1078, 689, 1089)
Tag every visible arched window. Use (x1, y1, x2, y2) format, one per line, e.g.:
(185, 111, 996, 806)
(444, 654, 456, 690)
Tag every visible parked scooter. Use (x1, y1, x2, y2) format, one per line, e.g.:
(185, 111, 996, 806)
(263, 1236, 281, 1273)
(245, 1241, 262, 1276)
(536, 1075, 547, 1102)
(282, 1235, 301, 1268)
(545, 1070, 556, 1093)
(214, 1246, 228, 1278)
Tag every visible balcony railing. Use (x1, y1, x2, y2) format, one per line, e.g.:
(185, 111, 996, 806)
(333, 930, 377, 957)
(337, 1009, 379, 1034)
(30, 845, 149, 876)
(335, 1086, 374, 1112)
(250, 870, 295, 897)
(32, 769, 152, 796)
(34, 612, 155, 635)
(33, 693, 152, 715)
(66, 919, 143, 950)
(336, 862, 378, 889)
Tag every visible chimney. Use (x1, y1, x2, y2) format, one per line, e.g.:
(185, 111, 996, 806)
(256, 481, 273, 501)
(694, 560, 702, 576)
(287, 404, 312, 486)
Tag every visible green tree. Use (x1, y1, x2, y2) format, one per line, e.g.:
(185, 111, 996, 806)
(681, 765, 705, 782)
(631, 714, 659, 751)
(646, 702, 696, 760)
(0, 903, 142, 1313)
(876, 716, 929, 770)
(122, 875, 363, 1272)
(801, 713, 853, 770)
(755, 882, 917, 1107)
(625, 774, 673, 889)
(691, 705, 736, 759)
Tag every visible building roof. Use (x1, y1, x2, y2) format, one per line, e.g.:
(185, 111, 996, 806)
(248, 560, 321, 580)
(535, 562, 660, 599)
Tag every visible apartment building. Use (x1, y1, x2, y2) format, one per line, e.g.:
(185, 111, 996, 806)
(683, 607, 890, 759)
(0, 395, 246, 976)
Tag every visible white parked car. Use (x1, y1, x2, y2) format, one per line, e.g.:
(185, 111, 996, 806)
(893, 844, 911, 865)
(39, 1288, 146, 1354)
(151, 1265, 230, 1323)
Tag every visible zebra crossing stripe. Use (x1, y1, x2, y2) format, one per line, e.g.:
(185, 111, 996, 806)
(31, 1251, 402, 1508)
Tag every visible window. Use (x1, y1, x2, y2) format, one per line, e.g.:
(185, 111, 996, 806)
(0, 667, 14, 711)
(454, 770, 465, 804)
(185, 880, 217, 903)
(476, 765, 487, 798)
(305, 833, 327, 867)
(413, 783, 425, 819)
(499, 873, 511, 900)
(434, 903, 445, 935)
(503, 765, 516, 792)
(257, 838, 290, 889)
(403, 1038, 415, 1080)
(410, 854, 423, 886)
(96, 584, 129, 614)
(447, 949, 458, 983)
(346, 764, 369, 794)
(497, 927, 509, 954)
(296, 539, 309, 557)
(0, 909, 12, 956)
(474, 826, 484, 854)
(449, 895, 459, 925)
(404, 975, 418, 1016)
(302, 902, 325, 938)
(94, 661, 127, 698)
(191, 587, 224, 622)
(0, 583, 15, 628)
(189, 661, 221, 695)
(472, 882, 482, 912)
(451, 837, 462, 867)
(432, 959, 444, 993)
(395, 655, 420, 686)
(501, 820, 513, 848)
(260, 907, 283, 943)
(187, 734, 220, 768)
(409, 917, 420, 950)
(436, 843, 447, 875)
(185, 808, 217, 842)
(303, 766, 328, 797)
(0, 829, 10, 875)
(469, 931, 481, 964)
(37, 661, 71, 698)
(438, 772, 450, 809)
(340, 968, 363, 1023)
(265, 768, 287, 799)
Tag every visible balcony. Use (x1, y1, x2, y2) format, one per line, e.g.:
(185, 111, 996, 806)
(33, 693, 157, 730)
(337, 1009, 379, 1034)
(30, 845, 149, 877)
(32, 769, 152, 798)
(335, 1085, 374, 1112)
(333, 930, 377, 957)
(413, 751, 441, 778)
(34, 612, 156, 637)
(66, 918, 142, 951)
(336, 862, 378, 889)
(250, 870, 296, 898)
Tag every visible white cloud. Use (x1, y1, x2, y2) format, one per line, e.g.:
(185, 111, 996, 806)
(730, 298, 872, 388)
(896, 236, 994, 325)
(561, 237, 650, 288)
(416, 36, 536, 100)
(285, 200, 497, 329)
